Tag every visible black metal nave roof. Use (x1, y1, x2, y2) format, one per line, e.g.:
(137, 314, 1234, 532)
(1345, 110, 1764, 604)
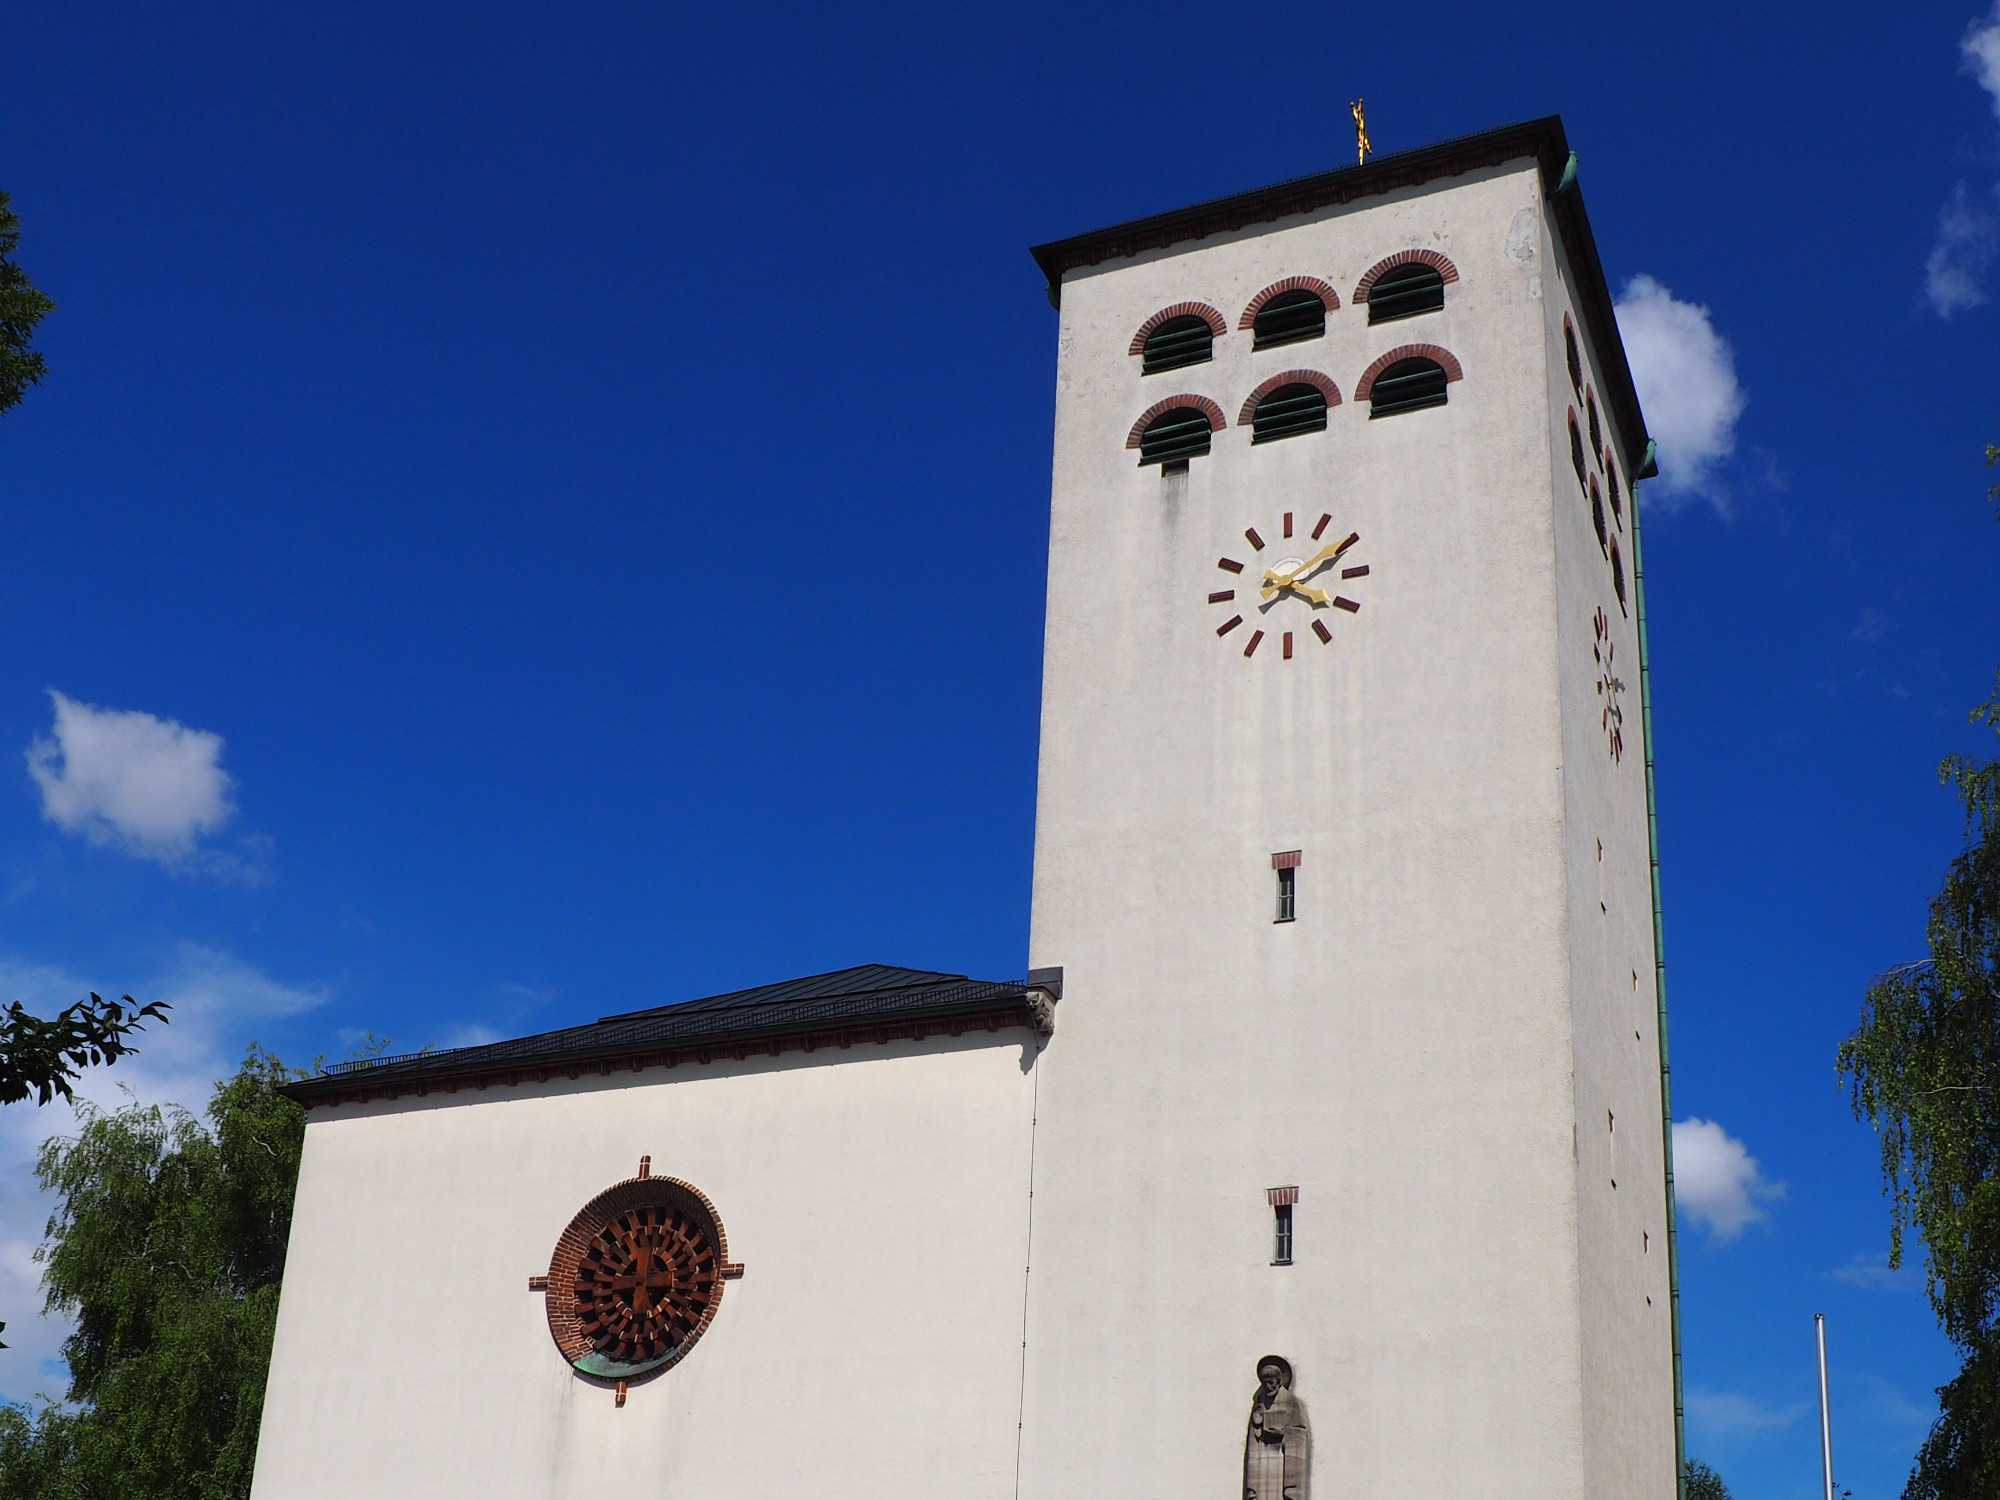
(283, 964, 1056, 1108)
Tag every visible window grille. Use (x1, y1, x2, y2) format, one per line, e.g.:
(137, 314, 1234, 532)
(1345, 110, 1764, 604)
(1275, 865, 1296, 921)
(1569, 412, 1587, 489)
(1611, 538, 1627, 613)
(1142, 315, 1214, 374)
(1565, 319, 1582, 393)
(1252, 382, 1328, 443)
(1253, 290, 1326, 349)
(1366, 262, 1445, 323)
(1591, 477, 1607, 555)
(1139, 406, 1213, 466)
(1607, 461, 1623, 526)
(1369, 357, 1448, 418)
(1586, 393, 1603, 461)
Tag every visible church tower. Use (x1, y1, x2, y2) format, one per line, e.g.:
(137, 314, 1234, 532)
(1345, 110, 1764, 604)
(1017, 117, 1679, 1500)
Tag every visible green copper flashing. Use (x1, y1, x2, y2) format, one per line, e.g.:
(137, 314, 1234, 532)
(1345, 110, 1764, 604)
(1554, 150, 1579, 196)
(1630, 470, 1686, 1500)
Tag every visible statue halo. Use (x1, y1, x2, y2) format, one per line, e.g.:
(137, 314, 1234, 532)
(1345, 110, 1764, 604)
(1255, 1354, 1294, 1388)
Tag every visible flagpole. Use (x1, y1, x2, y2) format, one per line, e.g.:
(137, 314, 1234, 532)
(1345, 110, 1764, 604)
(1814, 1313, 1834, 1500)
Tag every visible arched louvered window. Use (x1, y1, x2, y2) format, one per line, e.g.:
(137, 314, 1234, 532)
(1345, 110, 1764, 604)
(1611, 537, 1627, 613)
(1591, 477, 1607, 556)
(1586, 392, 1603, 460)
(1139, 405, 1213, 466)
(1564, 319, 1582, 394)
(1143, 315, 1214, 374)
(1569, 412, 1587, 487)
(1366, 262, 1445, 324)
(1607, 462, 1624, 527)
(1252, 382, 1329, 443)
(1368, 357, 1449, 418)
(1253, 290, 1326, 349)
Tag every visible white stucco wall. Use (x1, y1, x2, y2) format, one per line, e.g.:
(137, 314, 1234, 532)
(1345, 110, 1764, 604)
(1541, 218, 1678, 1500)
(1018, 158, 1674, 1500)
(251, 1034, 1037, 1500)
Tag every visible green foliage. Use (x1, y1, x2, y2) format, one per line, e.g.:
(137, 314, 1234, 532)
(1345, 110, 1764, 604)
(1682, 1457, 1733, 1500)
(1, 994, 169, 1107)
(1840, 671, 2000, 1500)
(1987, 425, 1997, 521)
(0, 1048, 305, 1500)
(0, 191, 55, 413)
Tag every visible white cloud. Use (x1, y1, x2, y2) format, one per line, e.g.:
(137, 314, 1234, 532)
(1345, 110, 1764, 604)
(1673, 1117, 1785, 1241)
(25, 692, 237, 867)
(1614, 275, 1746, 513)
(0, 946, 325, 1408)
(1922, 10, 2000, 315)
(1966, 4, 2000, 116)
(1925, 182, 2000, 317)
(1685, 1387, 1809, 1439)
(1829, 1251, 1920, 1290)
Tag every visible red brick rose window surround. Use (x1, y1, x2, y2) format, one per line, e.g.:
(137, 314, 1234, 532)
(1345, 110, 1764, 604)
(540, 1168, 740, 1385)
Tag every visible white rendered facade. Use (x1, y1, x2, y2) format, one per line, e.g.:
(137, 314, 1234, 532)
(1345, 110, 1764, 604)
(251, 119, 1676, 1500)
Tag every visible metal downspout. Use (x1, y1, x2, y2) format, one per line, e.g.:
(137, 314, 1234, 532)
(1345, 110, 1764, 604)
(1631, 459, 1686, 1500)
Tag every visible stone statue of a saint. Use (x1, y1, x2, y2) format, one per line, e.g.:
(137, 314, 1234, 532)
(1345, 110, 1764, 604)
(1243, 1355, 1310, 1500)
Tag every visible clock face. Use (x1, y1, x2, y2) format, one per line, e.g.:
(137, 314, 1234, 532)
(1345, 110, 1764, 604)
(543, 1170, 730, 1382)
(1207, 510, 1370, 659)
(1593, 606, 1625, 763)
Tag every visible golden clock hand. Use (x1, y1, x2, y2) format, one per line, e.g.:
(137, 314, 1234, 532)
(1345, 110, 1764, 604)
(1257, 573, 1334, 606)
(1258, 532, 1358, 595)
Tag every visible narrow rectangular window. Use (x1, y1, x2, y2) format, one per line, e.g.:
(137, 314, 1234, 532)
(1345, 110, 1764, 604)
(1272, 851, 1301, 922)
(1267, 1186, 1298, 1265)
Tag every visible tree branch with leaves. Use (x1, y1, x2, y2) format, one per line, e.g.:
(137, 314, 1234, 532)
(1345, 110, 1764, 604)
(1, 994, 170, 1107)
(1840, 660, 2000, 1500)
(0, 190, 54, 413)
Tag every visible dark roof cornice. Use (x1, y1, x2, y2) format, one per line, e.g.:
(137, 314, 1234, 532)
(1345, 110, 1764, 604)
(285, 964, 1056, 1109)
(1029, 115, 1650, 475)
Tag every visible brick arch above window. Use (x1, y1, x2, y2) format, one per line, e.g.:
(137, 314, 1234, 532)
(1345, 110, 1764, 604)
(1125, 394, 1228, 449)
(1237, 277, 1341, 329)
(1354, 344, 1464, 401)
(1236, 370, 1343, 427)
(1352, 250, 1460, 306)
(1128, 302, 1227, 356)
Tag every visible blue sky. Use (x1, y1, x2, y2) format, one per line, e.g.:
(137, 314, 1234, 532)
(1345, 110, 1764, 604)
(4, 3, 2000, 1495)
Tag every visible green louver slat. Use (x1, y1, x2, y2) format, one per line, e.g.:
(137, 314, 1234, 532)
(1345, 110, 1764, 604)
(1252, 384, 1328, 443)
(1368, 360, 1448, 418)
(1139, 409, 1213, 465)
(1142, 317, 1214, 374)
(1367, 265, 1445, 324)
(1253, 291, 1325, 349)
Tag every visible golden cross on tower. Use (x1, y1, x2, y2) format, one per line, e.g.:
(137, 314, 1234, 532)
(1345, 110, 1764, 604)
(1350, 99, 1372, 165)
